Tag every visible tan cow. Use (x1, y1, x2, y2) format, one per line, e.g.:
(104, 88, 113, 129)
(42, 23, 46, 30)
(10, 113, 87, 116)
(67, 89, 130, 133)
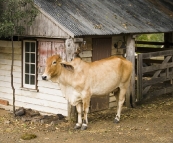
(42, 55, 132, 130)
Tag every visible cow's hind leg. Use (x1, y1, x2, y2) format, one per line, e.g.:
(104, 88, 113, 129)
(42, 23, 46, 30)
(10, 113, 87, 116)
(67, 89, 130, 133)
(114, 87, 126, 123)
(74, 102, 82, 129)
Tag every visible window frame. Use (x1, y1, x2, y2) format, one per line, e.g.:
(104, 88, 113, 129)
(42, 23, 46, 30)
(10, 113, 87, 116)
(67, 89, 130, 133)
(22, 40, 37, 89)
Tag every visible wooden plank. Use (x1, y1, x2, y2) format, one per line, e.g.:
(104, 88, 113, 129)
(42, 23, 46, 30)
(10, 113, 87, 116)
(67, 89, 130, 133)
(0, 88, 67, 104)
(0, 81, 21, 88)
(0, 40, 21, 48)
(0, 47, 21, 54)
(142, 62, 173, 73)
(143, 74, 173, 88)
(0, 64, 21, 72)
(38, 87, 63, 96)
(0, 75, 21, 84)
(16, 89, 67, 104)
(79, 51, 92, 58)
(0, 97, 68, 116)
(0, 70, 21, 78)
(0, 86, 64, 101)
(0, 53, 21, 60)
(38, 80, 60, 89)
(137, 54, 143, 101)
(109, 101, 116, 108)
(109, 95, 116, 102)
(82, 57, 92, 62)
(136, 41, 173, 46)
(0, 59, 21, 66)
(126, 34, 135, 107)
(26, 8, 71, 38)
(142, 55, 172, 95)
(142, 50, 173, 59)
(136, 47, 172, 53)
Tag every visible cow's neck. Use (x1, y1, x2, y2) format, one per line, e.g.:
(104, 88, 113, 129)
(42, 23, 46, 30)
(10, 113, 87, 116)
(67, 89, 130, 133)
(58, 67, 74, 86)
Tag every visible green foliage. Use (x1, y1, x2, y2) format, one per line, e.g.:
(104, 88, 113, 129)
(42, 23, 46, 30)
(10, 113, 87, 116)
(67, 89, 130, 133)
(136, 33, 164, 42)
(0, 0, 38, 37)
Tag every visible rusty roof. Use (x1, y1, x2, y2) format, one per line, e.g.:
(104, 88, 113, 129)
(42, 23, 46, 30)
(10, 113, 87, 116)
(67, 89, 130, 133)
(34, 0, 173, 37)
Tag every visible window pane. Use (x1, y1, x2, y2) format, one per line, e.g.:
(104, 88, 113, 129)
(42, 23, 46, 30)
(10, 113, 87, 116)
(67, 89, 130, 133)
(31, 43, 35, 52)
(30, 75, 35, 85)
(25, 42, 30, 52)
(25, 53, 29, 62)
(25, 64, 29, 73)
(31, 64, 35, 74)
(25, 74, 29, 84)
(31, 53, 35, 63)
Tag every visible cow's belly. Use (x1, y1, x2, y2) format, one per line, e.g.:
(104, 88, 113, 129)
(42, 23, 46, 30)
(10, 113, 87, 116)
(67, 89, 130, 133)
(62, 86, 82, 106)
(90, 77, 120, 95)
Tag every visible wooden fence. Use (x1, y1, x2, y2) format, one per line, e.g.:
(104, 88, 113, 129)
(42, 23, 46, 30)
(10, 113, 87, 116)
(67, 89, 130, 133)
(137, 49, 173, 101)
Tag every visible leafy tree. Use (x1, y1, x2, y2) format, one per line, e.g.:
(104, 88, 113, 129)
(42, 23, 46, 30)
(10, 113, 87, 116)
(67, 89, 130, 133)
(0, 0, 38, 114)
(136, 33, 164, 42)
(136, 33, 164, 48)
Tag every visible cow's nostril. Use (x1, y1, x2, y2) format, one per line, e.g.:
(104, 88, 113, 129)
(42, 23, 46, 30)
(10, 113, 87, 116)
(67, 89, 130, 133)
(42, 76, 47, 80)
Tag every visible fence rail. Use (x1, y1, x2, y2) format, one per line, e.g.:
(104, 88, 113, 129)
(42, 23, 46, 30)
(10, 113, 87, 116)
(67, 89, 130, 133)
(137, 49, 173, 101)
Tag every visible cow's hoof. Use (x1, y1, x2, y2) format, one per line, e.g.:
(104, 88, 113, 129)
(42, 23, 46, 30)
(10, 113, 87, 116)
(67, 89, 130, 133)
(114, 119, 119, 124)
(74, 125, 81, 130)
(81, 125, 87, 130)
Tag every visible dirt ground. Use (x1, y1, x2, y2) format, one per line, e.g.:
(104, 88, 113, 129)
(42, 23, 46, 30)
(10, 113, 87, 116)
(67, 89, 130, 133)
(0, 94, 173, 143)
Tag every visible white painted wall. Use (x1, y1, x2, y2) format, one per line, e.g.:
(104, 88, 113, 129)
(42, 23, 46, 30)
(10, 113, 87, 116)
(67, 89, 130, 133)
(0, 40, 68, 116)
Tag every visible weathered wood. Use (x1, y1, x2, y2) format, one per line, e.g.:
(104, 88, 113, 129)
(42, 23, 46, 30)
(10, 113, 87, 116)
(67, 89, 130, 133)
(79, 51, 92, 58)
(0, 59, 21, 66)
(0, 47, 21, 54)
(126, 34, 136, 107)
(23, 9, 71, 38)
(136, 41, 173, 46)
(143, 74, 173, 88)
(0, 97, 68, 116)
(142, 62, 173, 73)
(142, 50, 173, 59)
(136, 47, 172, 53)
(137, 54, 143, 101)
(142, 56, 172, 95)
(0, 64, 21, 72)
(0, 75, 20, 84)
(0, 40, 21, 48)
(0, 53, 21, 60)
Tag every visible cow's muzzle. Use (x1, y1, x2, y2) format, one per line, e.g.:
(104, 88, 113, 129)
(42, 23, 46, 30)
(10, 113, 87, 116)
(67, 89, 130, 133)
(42, 76, 47, 80)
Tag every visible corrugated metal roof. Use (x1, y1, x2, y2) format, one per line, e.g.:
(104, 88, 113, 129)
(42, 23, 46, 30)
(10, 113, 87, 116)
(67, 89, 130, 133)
(34, 0, 173, 37)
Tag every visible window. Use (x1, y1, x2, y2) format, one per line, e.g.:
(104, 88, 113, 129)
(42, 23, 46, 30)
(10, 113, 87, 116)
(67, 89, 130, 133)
(23, 41, 37, 89)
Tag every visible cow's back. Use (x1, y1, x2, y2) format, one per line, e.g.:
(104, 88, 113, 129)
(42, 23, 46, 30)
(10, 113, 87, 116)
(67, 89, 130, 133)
(87, 56, 132, 95)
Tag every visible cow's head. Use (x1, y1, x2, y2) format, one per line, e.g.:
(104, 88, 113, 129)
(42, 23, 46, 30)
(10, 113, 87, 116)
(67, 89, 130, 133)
(42, 55, 62, 81)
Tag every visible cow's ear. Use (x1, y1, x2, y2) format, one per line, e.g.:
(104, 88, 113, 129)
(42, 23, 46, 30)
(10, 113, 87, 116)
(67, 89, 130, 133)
(60, 62, 74, 72)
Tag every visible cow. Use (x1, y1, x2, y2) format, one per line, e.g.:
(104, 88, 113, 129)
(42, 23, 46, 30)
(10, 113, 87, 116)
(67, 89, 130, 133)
(42, 55, 132, 130)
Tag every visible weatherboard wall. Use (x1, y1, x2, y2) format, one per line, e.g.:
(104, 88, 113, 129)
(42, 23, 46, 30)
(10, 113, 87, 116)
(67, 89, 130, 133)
(0, 40, 68, 116)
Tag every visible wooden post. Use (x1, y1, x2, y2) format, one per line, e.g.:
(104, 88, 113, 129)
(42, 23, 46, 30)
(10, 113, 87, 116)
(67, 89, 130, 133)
(126, 34, 136, 107)
(164, 33, 173, 87)
(68, 103, 77, 122)
(137, 54, 143, 101)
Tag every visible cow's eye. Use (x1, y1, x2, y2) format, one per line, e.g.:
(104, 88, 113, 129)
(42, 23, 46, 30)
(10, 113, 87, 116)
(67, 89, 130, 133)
(52, 61, 56, 65)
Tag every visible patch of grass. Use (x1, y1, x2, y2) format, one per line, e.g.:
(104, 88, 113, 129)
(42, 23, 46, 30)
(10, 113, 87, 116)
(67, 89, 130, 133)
(21, 133, 37, 140)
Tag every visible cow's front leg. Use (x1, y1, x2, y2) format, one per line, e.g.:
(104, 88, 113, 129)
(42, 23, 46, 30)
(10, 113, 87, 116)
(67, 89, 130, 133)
(74, 102, 82, 129)
(81, 97, 90, 130)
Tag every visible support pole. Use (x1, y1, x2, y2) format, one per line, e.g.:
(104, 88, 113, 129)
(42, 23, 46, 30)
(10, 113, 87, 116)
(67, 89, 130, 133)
(126, 34, 136, 107)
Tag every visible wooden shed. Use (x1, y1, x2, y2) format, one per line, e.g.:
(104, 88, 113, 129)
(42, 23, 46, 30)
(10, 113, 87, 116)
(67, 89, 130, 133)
(0, 0, 173, 117)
